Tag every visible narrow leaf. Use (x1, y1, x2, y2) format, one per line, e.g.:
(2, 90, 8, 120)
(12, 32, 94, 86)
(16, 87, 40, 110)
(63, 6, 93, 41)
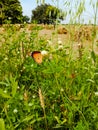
(91, 50, 96, 62)
(0, 118, 5, 130)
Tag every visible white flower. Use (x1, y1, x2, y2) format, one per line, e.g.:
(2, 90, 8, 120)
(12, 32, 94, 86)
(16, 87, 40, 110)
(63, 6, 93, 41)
(88, 56, 91, 59)
(17, 51, 20, 54)
(32, 95, 36, 98)
(58, 45, 63, 50)
(58, 40, 62, 45)
(95, 92, 98, 96)
(41, 50, 48, 56)
(28, 103, 33, 106)
(57, 38, 62, 44)
(23, 66, 26, 70)
(17, 86, 20, 89)
(77, 43, 81, 46)
(60, 88, 64, 92)
(13, 109, 18, 113)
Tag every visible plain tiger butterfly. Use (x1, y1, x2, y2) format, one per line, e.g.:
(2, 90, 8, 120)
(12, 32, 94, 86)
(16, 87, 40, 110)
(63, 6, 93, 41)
(31, 51, 43, 64)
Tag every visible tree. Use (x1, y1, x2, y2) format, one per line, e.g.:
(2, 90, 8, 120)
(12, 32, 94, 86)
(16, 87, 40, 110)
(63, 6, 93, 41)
(0, 0, 23, 24)
(0, 2, 4, 24)
(23, 15, 30, 23)
(31, 3, 64, 24)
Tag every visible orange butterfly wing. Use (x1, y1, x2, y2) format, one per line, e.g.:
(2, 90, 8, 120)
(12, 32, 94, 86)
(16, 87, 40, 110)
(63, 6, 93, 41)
(31, 51, 43, 64)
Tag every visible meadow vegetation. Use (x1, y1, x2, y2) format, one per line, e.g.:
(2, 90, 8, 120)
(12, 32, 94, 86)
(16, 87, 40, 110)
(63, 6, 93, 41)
(0, 23, 98, 130)
(0, 0, 98, 129)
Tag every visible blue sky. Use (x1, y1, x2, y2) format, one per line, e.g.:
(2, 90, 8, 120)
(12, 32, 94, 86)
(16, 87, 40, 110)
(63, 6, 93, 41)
(20, 0, 98, 24)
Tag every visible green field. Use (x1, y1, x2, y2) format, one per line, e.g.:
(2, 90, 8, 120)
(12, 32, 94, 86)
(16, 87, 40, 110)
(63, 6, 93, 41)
(0, 24, 98, 130)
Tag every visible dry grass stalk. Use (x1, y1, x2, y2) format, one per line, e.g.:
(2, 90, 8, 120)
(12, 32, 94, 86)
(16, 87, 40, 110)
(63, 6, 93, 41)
(38, 88, 48, 130)
(24, 90, 28, 102)
(39, 88, 45, 110)
(74, 26, 92, 41)
(78, 43, 83, 59)
(57, 27, 68, 34)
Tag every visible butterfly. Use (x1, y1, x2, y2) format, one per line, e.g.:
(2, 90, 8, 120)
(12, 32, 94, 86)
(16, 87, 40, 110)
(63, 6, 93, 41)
(31, 51, 43, 64)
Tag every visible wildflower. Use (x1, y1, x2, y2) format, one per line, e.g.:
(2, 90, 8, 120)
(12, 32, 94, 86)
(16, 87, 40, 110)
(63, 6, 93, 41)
(95, 92, 98, 96)
(20, 66, 26, 72)
(58, 45, 63, 50)
(58, 40, 62, 45)
(58, 38, 62, 45)
(41, 50, 48, 56)
(20, 69, 23, 72)
(28, 103, 33, 107)
(77, 43, 81, 47)
(26, 54, 29, 58)
(4, 57, 8, 61)
(32, 95, 36, 98)
(60, 88, 64, 92)
(17, 86, 20, 89)
(58, 40, 62, 44)
(17, 51, 20, 54)
(88, 56, 91, 59)
(4, 90, 7, 93)
(23, 66, 26, 70)
(13, 108, 18, 113)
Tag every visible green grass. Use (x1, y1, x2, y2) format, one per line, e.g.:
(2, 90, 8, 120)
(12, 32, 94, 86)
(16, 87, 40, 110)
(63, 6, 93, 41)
(0, 24, 98, 130)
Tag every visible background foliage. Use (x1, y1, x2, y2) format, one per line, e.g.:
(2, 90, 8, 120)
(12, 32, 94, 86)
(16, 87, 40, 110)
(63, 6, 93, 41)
(0, 0, 64, 24)
(0, 0, 23, 24)
(31, 3, 64, 24)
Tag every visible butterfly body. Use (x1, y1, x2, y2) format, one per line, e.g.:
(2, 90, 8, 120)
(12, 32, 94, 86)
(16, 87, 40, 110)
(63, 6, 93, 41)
(31, 51, 43, 64)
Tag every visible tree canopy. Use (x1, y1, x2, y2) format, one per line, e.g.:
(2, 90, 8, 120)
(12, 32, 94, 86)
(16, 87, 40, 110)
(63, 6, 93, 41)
(31, 3, 64, 24)
(23, 15, 30, 23)
(0, 0, 23, 24)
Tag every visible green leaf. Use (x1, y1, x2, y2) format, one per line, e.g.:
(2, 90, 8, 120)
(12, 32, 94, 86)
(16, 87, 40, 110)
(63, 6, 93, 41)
(91, 50, 96, 62)
(54, 116, 60, 124)
(0, 82, 9, 86)
(0, 118, 5, 130)
(10, 76, 18, 97)
(86, 79, 95, 83)
(22, 115, 33, 122)
(0, 88, 11, 98)
(74, 121, 87, 130)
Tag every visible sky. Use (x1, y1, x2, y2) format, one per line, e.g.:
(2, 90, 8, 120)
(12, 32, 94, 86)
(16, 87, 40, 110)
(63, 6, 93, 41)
(20, 0, 98, 24)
